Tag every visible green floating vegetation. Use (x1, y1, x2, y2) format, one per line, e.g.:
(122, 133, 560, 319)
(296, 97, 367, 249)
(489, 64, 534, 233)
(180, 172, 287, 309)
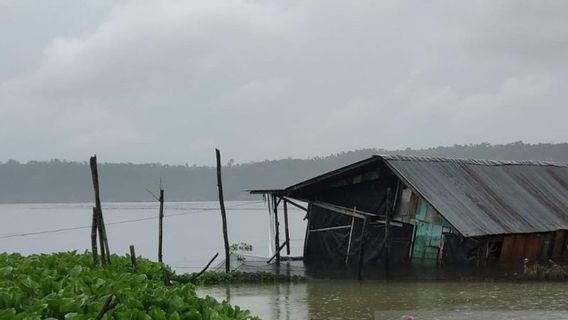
(0, 252, 259, 320)
(173, 271, 305, 286)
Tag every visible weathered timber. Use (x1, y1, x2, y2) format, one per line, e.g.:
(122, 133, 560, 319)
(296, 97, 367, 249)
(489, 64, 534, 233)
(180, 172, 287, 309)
(357, 218, 368, 280)
(129, 245, 137, 272)
(95, 295, 119, 320)
(216, 149, 230, 273)
(91, 207, 99, 266)
(273, 194, 281, 264)
(267, 240, 288, 264)
(190, 252, 219, 282)
(90, 155, 111, 264)
(384, 188, 391, 279)
(158, 189, 164, 263)
(284, 200, 290, 255)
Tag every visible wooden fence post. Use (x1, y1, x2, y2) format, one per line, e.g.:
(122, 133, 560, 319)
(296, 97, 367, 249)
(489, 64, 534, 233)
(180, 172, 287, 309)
(216, 149, 230, 273)
(158, 189, 164, 264)
(130, 245, 137, 272)
(95, 207, 106, 266)
(90, 155, 111, 265)
(91, 207, 99, 266)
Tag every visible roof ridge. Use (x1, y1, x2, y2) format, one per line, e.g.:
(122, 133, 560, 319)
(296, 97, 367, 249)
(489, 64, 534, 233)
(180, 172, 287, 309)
(376, 154, 568, 167)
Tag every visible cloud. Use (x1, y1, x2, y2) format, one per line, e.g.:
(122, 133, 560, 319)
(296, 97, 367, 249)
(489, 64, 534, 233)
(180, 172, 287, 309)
(0, 0, 567, 164)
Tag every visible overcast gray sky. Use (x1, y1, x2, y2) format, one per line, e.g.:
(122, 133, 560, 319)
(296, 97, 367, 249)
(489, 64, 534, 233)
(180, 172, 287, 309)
(1, 0, 567, 165)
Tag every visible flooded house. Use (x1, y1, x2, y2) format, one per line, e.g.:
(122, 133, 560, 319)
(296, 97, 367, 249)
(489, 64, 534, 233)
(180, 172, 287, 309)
(250, 155, 568, 276)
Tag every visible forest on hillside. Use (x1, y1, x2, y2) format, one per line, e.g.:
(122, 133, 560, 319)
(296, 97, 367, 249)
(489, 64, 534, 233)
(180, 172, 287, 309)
(1, 141, 568, 203)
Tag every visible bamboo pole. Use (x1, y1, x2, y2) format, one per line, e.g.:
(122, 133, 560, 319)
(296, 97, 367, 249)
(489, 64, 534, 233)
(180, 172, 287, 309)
(216, 149, 230, 273)
(90, 155, 111, 264)
(91, 207, 99, 266)
(158, 189, 164, 264)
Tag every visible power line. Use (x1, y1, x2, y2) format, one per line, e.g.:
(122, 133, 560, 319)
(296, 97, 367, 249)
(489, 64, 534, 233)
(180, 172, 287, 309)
(0, 201, 265, 240)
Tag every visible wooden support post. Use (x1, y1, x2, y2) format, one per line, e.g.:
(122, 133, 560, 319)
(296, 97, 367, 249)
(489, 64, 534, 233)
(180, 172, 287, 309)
(384, 188, 392, 279)
(273, 195, 281, 264)
(90, 155, 111, 265)
(129, 245, 137, 272)
(283, 200, 290, 256)
(303, 204, 312, 258)
(345, 215, 356, 265)
(216, 149, 230, 273)
(158, 189, 164, 264)
(91, 207, 99, 266)
(357, 218, 368, 280)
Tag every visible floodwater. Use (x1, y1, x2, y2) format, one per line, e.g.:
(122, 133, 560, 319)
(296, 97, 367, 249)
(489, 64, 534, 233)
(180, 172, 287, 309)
(2, 202, 568, 319)
(199, 281, 568, 320)
(0, 201, 306, 272)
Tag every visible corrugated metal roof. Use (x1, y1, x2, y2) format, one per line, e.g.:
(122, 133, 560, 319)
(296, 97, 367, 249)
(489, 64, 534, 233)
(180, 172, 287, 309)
(381, 155, 568, 237)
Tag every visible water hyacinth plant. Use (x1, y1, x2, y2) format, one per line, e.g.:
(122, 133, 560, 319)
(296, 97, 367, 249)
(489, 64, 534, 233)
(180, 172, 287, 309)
(0, 252, 259, 320)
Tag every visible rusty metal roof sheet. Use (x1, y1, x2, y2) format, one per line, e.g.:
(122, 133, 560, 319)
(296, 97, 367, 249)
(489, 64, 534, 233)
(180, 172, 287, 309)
(381, 155, 568, 237)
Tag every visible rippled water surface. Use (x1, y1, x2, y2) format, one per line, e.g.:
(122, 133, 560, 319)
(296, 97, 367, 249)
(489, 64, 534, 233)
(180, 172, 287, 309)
(199, 281, 568, 320)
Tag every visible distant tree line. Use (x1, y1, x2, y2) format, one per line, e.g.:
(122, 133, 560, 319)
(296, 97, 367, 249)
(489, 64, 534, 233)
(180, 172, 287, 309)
(1, 141, 568, 203)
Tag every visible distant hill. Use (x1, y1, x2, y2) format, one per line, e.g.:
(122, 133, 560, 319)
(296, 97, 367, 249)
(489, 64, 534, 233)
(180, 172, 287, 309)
(1, 141, 568, 203)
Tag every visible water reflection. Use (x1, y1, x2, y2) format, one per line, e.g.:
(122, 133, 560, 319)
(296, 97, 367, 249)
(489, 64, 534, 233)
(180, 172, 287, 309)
(199, 281, 568, 320)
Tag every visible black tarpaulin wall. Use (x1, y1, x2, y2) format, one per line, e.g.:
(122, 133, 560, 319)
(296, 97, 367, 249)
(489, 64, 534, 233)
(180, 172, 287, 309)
(300, 161, 414, 267)
(304, 207, 414, 267)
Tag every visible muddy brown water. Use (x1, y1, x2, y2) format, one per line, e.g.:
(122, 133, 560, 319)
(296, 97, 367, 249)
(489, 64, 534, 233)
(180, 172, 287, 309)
(199, 280, 568, 320)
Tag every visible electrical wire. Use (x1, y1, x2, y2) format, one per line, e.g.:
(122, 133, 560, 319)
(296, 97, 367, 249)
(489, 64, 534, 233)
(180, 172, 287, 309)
(0, 200, 265, 240)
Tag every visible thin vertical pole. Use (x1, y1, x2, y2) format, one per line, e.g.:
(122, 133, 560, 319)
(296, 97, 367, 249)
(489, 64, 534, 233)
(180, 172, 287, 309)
(384, 188, 392, 279)
(283, 200, 290, 255)
(216, 149, 230, 273)
(90, 155, 111, 264)
(158, 189, 164, 263)
(95, 207, 107, 266)
(129, 245, 137, 272)
(91, 207, 99, 266)
(273, 195, 281, 264)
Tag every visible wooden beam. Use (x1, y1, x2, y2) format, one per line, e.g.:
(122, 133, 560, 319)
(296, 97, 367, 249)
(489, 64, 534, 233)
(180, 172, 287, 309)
(310, 201, 370, 220)
(283, 198, 308, 212)
(309, 225, 352, 233)
(310, 200, 404, 226)
(267, 240, 288, 264)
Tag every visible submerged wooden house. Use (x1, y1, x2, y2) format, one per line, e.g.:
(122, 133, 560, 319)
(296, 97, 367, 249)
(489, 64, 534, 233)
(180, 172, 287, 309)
(251, 155, 568, 274)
